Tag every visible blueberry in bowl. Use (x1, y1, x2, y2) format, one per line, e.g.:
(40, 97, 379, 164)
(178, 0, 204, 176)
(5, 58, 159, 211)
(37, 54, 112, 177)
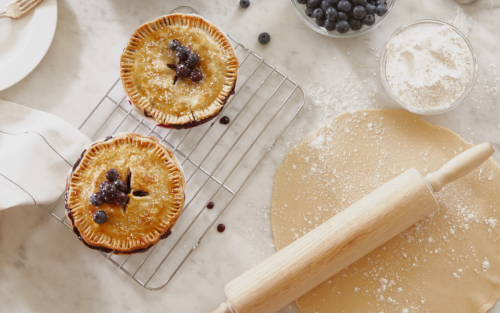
(291, 0, 396, 37)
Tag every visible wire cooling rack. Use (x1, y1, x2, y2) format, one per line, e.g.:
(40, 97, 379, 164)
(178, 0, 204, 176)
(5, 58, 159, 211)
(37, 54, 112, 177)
(39, 6, 305, 290)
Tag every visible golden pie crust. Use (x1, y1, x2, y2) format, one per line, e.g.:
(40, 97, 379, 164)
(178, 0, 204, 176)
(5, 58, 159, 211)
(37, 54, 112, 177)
(120, 14, 239, 128)
(65, 133, 186, 255)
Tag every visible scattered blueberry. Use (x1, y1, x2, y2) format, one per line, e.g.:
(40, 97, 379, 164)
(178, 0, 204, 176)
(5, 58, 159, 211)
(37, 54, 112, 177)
(219, 116, 230, 125)
(375, 4, 387, 16)
(90, 192, 104, 207)
(106, 169, 120, 182)
(258, 32, 271, 45)
(321, 0, 335, 11)
(365, 3, 376, 14)
(93, 210, 108, 224)
(240, 0, 250, 8)
(324, 19, 337, 31)
(363, 14, 376, 25)
(176, 46, 190, 62)
(187, 53, 199, 67)
(336, 20, 350, 33)
(190, 70, 203, 82)
(338, 12, 348, 20)
(315, 17, 326, 27)
(337, 0, 352, 12)
(217, 224, 226, 233)
(307, 0, 321, 8)
(169, 39, 181, 51)
(353, 0, 367, 6)
(114, 180, 127, 193)
(207, 201, 215, 209)
(176, 63, 191, 78)
(313, 8, 324, 19)
(305, 7, 315, 18)
(349, 18, 363, 31)
(115, 192, 128, 205)
(167, 63, 177, 71)
(325, 7, 338, 20)
(353, 6, 367, 19)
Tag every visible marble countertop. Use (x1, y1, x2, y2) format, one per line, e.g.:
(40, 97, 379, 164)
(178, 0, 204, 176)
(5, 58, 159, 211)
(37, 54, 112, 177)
(1, 0, 499, 312)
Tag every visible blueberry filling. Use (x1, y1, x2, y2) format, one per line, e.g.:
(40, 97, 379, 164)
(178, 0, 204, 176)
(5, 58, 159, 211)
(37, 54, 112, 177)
(176, 46, 190, 62)
(190, 70, 203, 83)
(89, 167, 152, 220)
(93, 210, 107, 224)
(106, 168, 120, 182)
(114, 180, 127, 193)
(169, 39, 181, 51)
(132, 191, 150, 197)
(89, 169, 131, 219)
(167, 40, 203, 84)
(126, 169, 132, 193)
(186, 53, 199, 67)
(115, 192, 128, 205)
(90, 192, 104, 206)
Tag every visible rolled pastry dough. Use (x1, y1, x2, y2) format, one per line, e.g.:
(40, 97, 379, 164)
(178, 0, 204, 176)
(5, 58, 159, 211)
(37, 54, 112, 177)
(271, 109, 500, 313)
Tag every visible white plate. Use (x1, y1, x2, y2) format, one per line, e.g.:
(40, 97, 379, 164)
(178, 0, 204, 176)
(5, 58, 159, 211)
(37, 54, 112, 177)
(0, 0, 57, 91)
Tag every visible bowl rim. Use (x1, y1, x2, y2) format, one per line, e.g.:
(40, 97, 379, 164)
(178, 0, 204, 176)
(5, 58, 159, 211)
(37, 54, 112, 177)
(380, 18, 479, 115)
(290, 0, 397, 38)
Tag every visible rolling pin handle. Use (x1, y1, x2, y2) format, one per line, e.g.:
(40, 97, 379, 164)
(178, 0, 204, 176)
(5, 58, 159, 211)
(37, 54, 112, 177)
(426, 143, 494, 192)
(209, 302, 232, 313)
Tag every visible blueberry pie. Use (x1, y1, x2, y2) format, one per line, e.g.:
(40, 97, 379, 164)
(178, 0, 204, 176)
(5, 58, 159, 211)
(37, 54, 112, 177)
(65, 133, 186, 255)
(120, 14, 239, 129)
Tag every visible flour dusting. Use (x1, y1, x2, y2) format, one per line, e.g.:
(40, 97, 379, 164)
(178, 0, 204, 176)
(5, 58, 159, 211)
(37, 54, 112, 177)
(385, 24, 473, 110)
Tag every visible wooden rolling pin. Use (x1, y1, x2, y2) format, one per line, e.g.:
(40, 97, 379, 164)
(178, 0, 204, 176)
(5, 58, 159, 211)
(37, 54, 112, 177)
(211, 143, 495, 313)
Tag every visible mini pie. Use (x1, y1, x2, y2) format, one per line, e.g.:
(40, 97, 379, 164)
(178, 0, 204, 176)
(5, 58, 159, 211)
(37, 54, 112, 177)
(120, 14, 239, 129)
(65, 133, 186, 254)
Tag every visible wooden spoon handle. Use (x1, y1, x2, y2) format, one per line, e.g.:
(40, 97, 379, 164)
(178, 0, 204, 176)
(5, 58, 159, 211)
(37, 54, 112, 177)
(426, 143, 494, 192)
(209, 302, 232, 313)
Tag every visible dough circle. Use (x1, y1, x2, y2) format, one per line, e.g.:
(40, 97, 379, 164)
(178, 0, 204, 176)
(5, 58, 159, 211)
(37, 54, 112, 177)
(271, 110, 500, 313)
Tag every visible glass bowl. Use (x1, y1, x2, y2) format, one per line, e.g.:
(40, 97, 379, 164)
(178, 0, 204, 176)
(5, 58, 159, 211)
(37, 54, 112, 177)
(290, 0, 397, 38)
(380, 19, 478, 115)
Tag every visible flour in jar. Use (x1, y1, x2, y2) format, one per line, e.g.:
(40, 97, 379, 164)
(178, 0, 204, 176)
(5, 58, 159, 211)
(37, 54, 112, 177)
(385, 24, 473, 110)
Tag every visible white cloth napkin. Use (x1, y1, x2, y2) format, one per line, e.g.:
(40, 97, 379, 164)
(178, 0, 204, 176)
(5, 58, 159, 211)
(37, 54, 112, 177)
(0, 100, 92, 210)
